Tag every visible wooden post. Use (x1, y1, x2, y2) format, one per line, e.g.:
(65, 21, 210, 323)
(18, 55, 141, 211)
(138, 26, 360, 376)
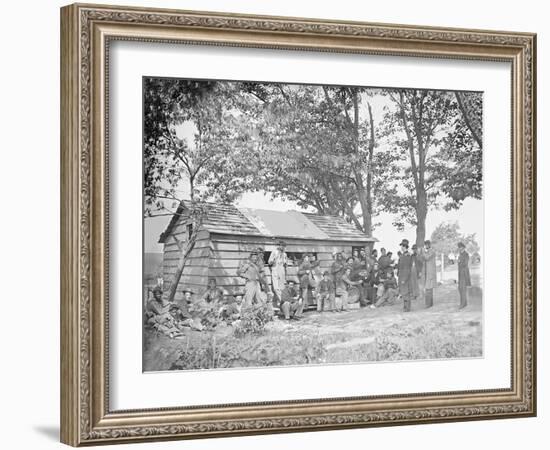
(440, 253, 445, 282)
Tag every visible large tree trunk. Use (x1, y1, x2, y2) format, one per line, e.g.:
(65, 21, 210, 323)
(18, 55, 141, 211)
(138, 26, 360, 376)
(350, 89, 374, 236)
(415, 188, 428, 247)
(364, 102, 375, 236)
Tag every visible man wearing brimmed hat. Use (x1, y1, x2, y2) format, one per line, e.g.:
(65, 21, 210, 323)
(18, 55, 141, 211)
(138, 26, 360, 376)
(268, 240, 288, 303)
(397, 239, 413, 312)
(457, 242, 471, 309)
(237, 251, 264, 307)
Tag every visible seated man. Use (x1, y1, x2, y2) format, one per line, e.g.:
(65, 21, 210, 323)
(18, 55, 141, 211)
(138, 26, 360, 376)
(364, 262, 382, 307)
(218, 290, 243, 323)
(145, 286, 184, 338)
(316, 271, 335, 312)
(279, 280, 303, 321)
(374, 268, 399, 307)
(202, 278, 224, 304)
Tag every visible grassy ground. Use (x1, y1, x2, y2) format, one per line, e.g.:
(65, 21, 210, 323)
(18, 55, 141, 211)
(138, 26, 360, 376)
(143, 273, 482, 372)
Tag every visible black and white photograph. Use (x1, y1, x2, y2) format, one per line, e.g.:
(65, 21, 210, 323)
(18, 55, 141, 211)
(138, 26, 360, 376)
(142, 77, 483, 372)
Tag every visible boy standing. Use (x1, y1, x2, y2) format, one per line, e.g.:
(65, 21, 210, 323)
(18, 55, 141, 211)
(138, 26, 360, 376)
(316, 271, 335, 312)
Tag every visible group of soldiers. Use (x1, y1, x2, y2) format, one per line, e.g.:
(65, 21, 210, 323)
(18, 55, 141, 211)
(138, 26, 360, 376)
(146, 238, 473, 336)
(145, 279, 246, 338)
(236, 238, 472, 320)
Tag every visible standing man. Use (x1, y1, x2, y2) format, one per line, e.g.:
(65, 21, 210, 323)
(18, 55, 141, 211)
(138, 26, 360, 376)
(397, 239, 413, 312)
(316, 271, 336, 312)
(201, 278, 224, 304)
(336, 267, 358, 311)
(330, 252, 346, 283)
(268, 240, 288, 304)
(378, 248, 391, 271)
(298, 253, 314, 307)
(410, 244, 421, 299)
(457, 242, 471, 310)
(421, 240, 437, 308)
(237, 252, 264, 307)
(359, 248, 367, 264)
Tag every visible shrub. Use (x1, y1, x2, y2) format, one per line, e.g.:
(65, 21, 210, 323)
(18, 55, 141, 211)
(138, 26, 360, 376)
(233, 302, 274, 337)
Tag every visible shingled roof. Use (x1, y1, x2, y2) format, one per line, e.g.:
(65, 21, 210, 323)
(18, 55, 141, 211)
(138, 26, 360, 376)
(158, 201, 375, 243)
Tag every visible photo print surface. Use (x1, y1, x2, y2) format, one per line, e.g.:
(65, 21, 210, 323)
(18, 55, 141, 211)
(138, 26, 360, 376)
(142, 77, 483, 372)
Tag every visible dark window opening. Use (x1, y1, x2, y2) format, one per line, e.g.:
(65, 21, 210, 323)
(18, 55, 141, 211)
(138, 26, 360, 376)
(352, 245, 370, 259)
(285, 252, 318, 266)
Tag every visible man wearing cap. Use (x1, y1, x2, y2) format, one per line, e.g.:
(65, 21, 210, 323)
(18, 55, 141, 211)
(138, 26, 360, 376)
(457, 242, 471, 309)
(268, 240, 288, 304)
(237, 252, 264, 307)
(279, 280, 303, 320)
(397, 239, 413, 312)
(316, 271, 335, 312)
(174, 288, 193, 318)
(420, 240, 437, 308)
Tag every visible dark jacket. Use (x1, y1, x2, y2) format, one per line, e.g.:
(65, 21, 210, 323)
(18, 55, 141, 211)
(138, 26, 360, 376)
(378, 255, 392, 270)
(397, 252, 413, 294)
(330, 260, 346, 282)
(281, 286, 299, 304)
(458, 250, 472, 288)
(318, 279, 335, 294)
(384, 275, 398, 290)
(298, 261, 313, 288)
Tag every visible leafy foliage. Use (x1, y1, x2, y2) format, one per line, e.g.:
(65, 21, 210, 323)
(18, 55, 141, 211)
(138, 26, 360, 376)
(232, 302, 274, 337)
(143, 79, 483, 244)
(430, 221, 480, 256)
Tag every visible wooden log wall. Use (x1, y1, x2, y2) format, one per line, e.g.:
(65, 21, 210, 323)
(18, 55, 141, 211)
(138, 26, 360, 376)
(162, 229, 373, 300)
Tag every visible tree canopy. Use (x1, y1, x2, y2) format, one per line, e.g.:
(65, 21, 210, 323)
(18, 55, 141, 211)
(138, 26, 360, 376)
(144, 79, 483, 244)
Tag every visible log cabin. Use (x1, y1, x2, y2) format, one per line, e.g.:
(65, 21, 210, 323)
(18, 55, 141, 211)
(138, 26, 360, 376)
(158, 201, 377, 303)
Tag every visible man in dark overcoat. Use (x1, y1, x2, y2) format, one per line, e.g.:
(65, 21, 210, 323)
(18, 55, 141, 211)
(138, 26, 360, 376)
(457, 242, 471, 309)
(397, 239, 413, 312)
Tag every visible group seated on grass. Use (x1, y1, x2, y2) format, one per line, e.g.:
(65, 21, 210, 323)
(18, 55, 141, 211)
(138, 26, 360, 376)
(145, 247, 405, 338)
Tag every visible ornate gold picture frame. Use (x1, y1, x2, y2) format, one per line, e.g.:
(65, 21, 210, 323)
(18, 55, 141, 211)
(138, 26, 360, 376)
(60, 3, 536, 446)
